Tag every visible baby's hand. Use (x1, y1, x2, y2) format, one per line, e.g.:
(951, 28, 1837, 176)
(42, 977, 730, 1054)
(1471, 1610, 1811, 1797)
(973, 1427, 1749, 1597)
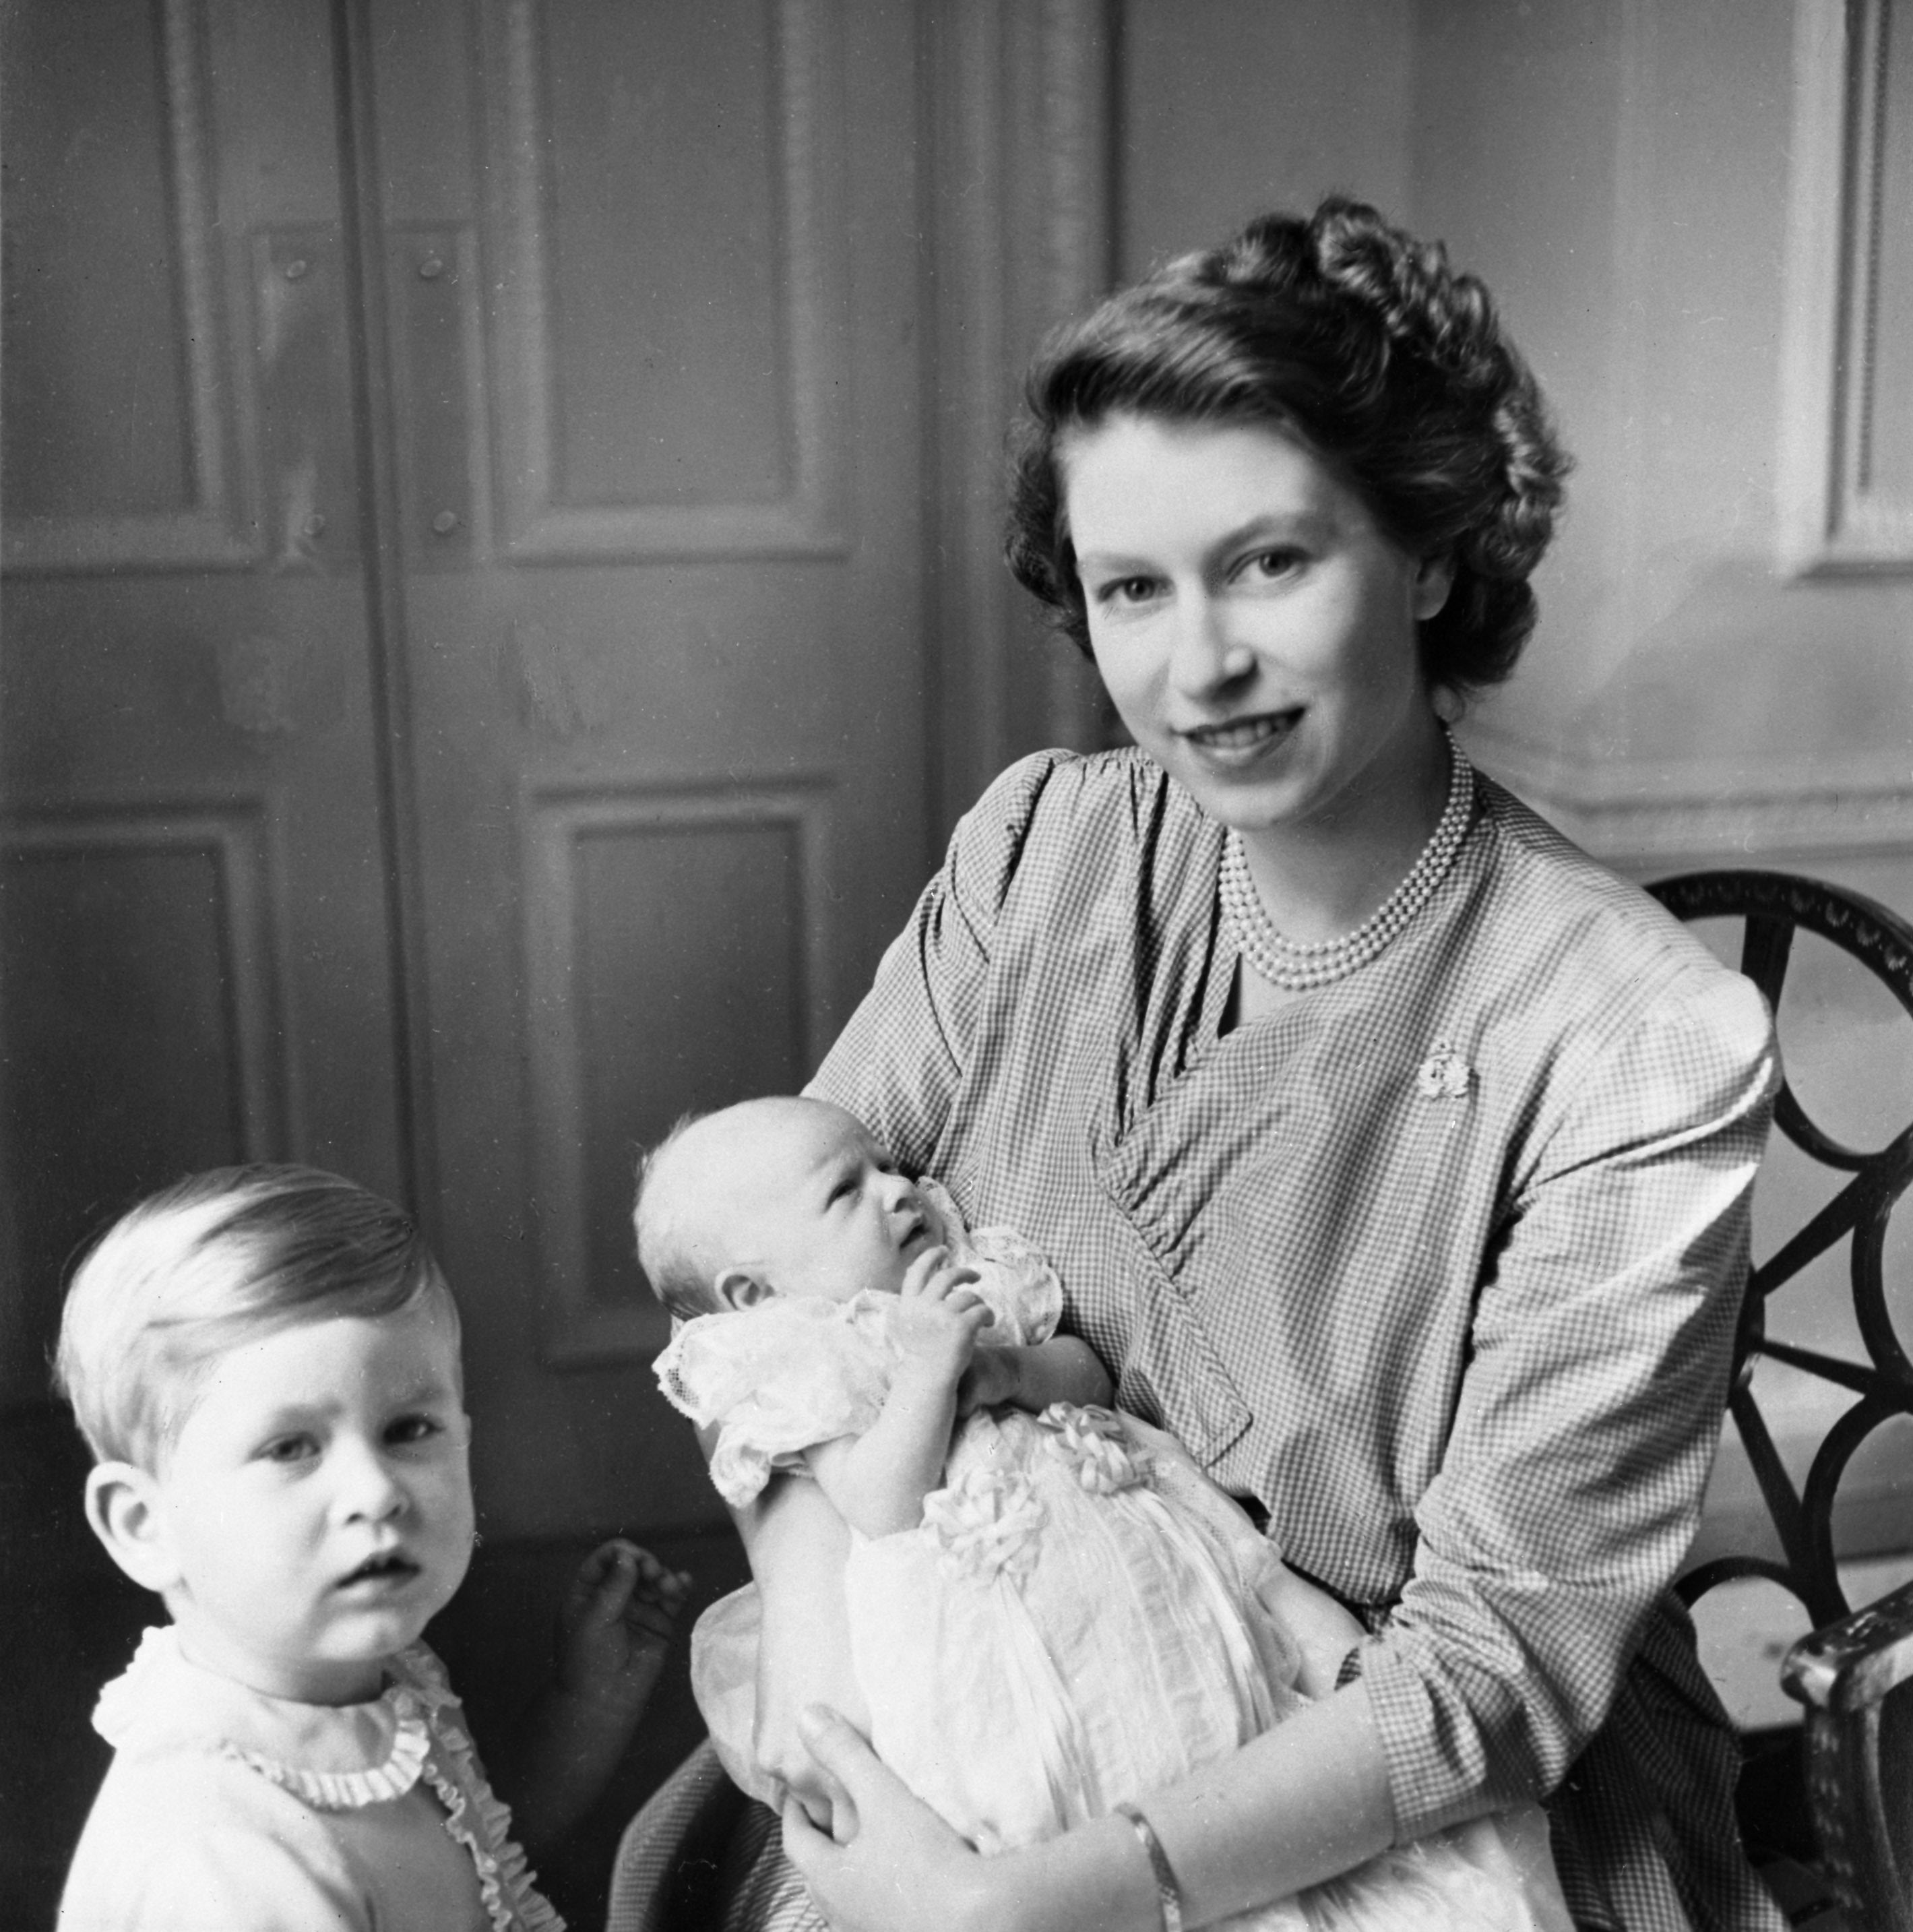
(899, 1244, 982, 1304)
(555, 1538, 692, 1718)
(888, 1246, 992, 1385)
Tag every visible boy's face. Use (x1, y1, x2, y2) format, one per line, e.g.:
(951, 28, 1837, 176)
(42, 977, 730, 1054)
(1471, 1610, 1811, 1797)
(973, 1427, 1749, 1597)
(718, 1101, 941, 1302)
(144, 1297, 474, 1704)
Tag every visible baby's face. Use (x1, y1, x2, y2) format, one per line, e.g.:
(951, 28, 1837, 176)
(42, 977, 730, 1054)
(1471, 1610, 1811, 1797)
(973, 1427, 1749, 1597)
(144, 1296, 474, 1704)
(722, 1102, 941, 1303)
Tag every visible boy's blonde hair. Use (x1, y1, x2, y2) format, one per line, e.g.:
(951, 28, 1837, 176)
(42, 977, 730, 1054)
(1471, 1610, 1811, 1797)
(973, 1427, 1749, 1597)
(55, 1163, 454, 1470)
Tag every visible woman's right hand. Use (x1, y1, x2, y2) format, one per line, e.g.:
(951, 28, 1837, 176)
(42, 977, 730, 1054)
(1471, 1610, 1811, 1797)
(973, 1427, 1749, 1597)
(783, 1708, 1168, 1932)
(781, 1707, 996, 1931)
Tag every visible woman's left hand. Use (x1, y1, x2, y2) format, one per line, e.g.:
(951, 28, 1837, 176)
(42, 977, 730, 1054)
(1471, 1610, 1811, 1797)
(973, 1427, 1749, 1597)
(781, 1706, 991, 1932)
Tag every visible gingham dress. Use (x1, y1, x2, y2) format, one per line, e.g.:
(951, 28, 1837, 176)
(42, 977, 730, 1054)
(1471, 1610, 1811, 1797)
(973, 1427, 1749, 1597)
(798, 748, 1781, 1932)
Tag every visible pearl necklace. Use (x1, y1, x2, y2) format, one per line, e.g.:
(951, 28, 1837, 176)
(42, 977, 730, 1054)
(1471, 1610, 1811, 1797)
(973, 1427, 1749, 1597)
(1219, 734, 1474, 992)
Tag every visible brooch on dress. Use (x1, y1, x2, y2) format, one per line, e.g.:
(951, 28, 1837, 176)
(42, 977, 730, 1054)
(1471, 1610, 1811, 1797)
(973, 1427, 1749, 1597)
(1415, 1038, 1473, 1099)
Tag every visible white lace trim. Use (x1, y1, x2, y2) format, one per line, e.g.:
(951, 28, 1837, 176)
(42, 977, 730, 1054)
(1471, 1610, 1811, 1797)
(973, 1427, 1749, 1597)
(226, 1686, 431, 1809)
(413, 1708, 565, 1932)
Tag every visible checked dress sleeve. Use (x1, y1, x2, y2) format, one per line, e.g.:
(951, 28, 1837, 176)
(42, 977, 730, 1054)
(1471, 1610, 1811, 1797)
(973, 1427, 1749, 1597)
(809, 749, 1075, 1172)
(1349, 960, 1778, 1840)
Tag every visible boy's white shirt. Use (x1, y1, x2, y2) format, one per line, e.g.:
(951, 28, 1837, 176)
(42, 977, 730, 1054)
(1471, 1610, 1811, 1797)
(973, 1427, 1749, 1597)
(60, 1625, 561, 1932)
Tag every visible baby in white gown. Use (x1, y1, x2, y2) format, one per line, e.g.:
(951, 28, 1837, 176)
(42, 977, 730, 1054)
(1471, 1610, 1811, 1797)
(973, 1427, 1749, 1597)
(642, 1096, 1569, 1932)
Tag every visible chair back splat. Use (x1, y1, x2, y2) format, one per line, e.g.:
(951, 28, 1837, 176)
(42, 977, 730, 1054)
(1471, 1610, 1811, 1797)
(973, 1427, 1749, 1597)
(1650, 869, 1913, 1932)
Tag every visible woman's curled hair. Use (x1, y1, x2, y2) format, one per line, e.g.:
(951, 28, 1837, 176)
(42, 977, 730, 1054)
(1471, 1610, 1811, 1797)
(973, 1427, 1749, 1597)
(1006, 197, 1571, 697)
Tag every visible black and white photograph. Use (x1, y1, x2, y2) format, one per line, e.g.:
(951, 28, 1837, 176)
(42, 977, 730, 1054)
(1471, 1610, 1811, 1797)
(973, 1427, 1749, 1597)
(3, 4, 1910, 1929)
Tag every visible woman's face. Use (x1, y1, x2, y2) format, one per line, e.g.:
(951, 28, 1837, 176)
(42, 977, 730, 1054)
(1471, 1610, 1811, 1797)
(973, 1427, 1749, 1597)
(1063, 414, 1452, 843)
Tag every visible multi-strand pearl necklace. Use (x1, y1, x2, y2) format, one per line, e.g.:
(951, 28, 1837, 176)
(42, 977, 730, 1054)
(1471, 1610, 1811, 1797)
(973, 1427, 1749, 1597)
(1218, 733, 1475, 992)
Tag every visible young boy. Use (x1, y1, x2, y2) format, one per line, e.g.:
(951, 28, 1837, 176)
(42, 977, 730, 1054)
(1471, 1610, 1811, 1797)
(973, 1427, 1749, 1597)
(55, 1162, 689, 1931)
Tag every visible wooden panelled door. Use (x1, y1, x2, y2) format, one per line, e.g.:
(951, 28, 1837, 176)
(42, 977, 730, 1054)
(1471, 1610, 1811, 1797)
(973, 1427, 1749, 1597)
(2, 0, 928, 1563)
(2, 2, 1115, 1910)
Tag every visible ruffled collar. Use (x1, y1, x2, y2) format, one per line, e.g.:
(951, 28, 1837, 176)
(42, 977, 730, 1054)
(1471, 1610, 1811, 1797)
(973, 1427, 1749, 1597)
(94, 1626, 452, 1811)
(95, 1628, 563, 1931)
(234, 1693, 433, 1810)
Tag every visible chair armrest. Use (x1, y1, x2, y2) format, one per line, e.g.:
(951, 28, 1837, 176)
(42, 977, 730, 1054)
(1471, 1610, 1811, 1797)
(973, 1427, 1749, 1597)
(1785, 1580, 1913, 1716)
(1782, 1580, 1913, 1932)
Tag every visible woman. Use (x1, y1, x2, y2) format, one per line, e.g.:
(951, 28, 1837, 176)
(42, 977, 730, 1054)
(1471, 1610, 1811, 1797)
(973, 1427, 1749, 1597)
(741, 199, 1780, 1932)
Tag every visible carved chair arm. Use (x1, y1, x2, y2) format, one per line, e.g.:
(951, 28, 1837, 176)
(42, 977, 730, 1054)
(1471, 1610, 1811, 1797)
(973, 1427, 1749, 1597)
(1784, 1579, 1913, 1932)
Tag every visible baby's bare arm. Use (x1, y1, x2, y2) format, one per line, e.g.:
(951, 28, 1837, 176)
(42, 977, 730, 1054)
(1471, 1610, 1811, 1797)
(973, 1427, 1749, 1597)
(722, 1447, 868, 1829)
(807, 1249, 990, 1536)
(956, 1332, 1112, 1416)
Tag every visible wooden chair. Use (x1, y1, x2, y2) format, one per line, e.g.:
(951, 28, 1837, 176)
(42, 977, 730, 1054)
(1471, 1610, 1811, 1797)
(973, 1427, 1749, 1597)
(1646, 870, 1913, 1932)
(608, 867, 1913, 1932)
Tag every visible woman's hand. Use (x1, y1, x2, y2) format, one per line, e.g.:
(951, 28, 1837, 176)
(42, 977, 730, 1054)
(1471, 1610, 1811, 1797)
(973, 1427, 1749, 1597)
(782, 1708, 1160, 1932)
(781, 1707, 993, 1932)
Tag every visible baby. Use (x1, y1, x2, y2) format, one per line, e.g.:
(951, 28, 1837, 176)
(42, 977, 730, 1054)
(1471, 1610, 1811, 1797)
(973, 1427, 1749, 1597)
(641, 1097, 1570, 1932)
(55, 1163, 689, 1932)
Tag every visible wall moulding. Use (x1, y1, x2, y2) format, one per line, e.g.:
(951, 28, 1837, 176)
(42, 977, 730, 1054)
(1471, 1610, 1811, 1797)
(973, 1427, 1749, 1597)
(1546, 784, 1913, 869)
(1464, 720, 1913, 866)
(1778, 0, 1913, 575)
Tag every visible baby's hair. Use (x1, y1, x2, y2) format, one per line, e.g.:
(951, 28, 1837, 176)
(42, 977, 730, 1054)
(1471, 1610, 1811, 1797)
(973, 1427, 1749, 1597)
(633, 1112, 729, 1321)
(1006, 195, 1571, 700)
(54, 1163, 454, 1470)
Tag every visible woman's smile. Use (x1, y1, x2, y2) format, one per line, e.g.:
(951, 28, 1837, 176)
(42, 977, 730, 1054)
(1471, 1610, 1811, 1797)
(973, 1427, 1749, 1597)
(1180, 708, 1305, 761)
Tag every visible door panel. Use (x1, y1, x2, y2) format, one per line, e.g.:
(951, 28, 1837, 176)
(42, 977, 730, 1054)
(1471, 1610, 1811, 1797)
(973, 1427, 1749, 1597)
(483, 0, 848, 559)
(1, 0, 247, 564)
(538, 0, 794, 509)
